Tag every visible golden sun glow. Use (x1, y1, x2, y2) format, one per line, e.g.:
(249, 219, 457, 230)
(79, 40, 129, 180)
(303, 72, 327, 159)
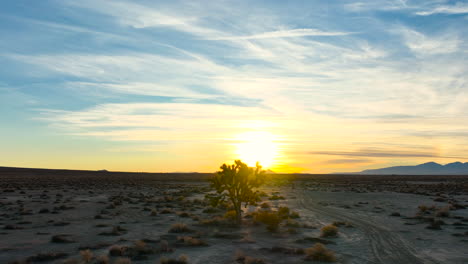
(233, 131, 280, 168)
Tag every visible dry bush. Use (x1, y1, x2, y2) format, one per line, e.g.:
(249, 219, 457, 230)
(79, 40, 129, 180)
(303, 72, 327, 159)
(160, 208, 174, 214)
(134, 240, 147, 251)
(305, 243, 336, 262)
(177, 211, 190, 218)
(109, 245, 124, 256)
(278, 206, 290, 219)
(79, 249, 93, 263)
(320, 225, 338, 237)
(436, 207, 450, 217)
(235, 251, 265, 264)
(254, 210, 281, 232)
(199, 216, 234, 227)
(224, 210, 237, 221)
(289, 211, 300, 219)
(177, 236, 207, 246)
(285, 219, 300, 228)
(169, 223, 191, 233)
(244, 256, 266, 264)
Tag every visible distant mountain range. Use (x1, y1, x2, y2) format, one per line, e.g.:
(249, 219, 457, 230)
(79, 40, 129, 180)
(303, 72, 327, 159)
(354, 162, 468, 175)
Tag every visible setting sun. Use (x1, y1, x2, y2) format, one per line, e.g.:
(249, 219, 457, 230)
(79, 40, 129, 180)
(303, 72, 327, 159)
(233, 131, 281, 169)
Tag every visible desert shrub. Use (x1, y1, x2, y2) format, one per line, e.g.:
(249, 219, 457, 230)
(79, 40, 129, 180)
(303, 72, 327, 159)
(305, 243, 336, 262)
(79, 249, 93, 263)
(235, 251, 265, 264)
(179, 212, 191, 218)
(418, 205, 428, 213)
(224, 210, 237, 221)
(160, 254, 188, 264)
(278, 206, 290, 219)
(244, 256, 266, 264)
(160, 208, 174, 214)
(202, 207, 219, 214)
(436, 207, 450, 217)
(289, 211, 300, 219)
(285, 219, 300, 228)
(199, 216, 235, 227)
(320, 225, 338, 237)
(109, 245, 124, 256)
(254, 210, 281, 232)
(269, 194, 285, 200)
(177, 236, 207, 246)
(169, 223, 191, 233)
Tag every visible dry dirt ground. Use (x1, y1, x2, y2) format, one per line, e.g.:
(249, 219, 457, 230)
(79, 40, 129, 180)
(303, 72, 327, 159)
(0, 172, 467, 264)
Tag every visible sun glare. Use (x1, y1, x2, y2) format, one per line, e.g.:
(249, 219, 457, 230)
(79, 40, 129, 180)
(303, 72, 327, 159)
(233, 131, 280, 168)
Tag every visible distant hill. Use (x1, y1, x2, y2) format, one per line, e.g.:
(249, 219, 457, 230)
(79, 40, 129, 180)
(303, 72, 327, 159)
(356, 162, 468, 175)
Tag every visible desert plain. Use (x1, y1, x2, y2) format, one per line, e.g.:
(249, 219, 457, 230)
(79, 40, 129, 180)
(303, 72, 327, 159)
(0, 167, 467, 264)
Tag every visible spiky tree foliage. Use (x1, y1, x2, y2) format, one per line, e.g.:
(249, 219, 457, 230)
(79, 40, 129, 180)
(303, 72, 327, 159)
(208, 160, 265, 225)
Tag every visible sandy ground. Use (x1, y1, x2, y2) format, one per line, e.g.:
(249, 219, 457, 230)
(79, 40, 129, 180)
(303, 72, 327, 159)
(0, 176, 467, 264)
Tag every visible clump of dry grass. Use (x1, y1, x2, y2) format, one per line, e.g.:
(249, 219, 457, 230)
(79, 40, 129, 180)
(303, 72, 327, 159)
(235, 250, 265, 264)
(160, 254, 189, 264)
(177, 236, 207, 246)
(224, 210, 237, 221)
(160, 208, 174, 214)
(305, 243, 336, 262)
(169, 223, 191, 233)
(320, 224, 338, 237)
(79, 249, 93, 263)
(254, 210, 281, 232)
(436, 207, 450, 217)
(109, 245, 125, 256)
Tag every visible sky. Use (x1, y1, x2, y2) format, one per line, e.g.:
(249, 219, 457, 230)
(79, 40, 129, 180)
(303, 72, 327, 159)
(1, 0, 468, 173)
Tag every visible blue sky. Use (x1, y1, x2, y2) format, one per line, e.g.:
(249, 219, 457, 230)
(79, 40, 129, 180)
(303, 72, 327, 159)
(1, 0, 467, 172)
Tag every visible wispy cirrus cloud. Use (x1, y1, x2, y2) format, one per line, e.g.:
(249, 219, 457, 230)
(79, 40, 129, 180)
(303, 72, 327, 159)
(207, 28, 354, 40)
(395, 26, 459, 55)
(415, 2, 468, 16)
(2, 0, 468, 172)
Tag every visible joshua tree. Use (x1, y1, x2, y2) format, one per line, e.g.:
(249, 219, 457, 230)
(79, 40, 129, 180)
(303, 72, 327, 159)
(208, 160, 265, 225)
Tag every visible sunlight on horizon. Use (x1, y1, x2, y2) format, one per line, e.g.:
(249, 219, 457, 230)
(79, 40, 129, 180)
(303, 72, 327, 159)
(233, 131, 282, 169)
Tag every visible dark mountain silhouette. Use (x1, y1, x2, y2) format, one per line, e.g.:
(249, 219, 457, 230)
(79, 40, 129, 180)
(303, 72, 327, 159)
(357, 162, 468, 175)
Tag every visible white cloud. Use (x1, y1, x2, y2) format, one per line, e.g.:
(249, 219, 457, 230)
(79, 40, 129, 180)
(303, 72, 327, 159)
(415, 2, 468, 16)
(208, 28, 353, 40)
(396, 27, 459, 55)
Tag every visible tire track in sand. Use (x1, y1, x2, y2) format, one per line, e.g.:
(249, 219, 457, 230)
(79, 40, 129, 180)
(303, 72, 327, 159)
(296, 189, 439, 264)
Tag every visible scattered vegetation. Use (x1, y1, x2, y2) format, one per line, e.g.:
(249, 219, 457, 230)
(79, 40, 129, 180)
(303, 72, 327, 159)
(305, 243, 337, 262)
(160, 254, 189, 264)
(169, 223, 191, 233)
(320, 225, 338, 237)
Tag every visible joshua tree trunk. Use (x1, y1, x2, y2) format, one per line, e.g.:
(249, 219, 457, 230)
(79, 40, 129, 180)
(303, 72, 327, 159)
(235, 204, 242, 225)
